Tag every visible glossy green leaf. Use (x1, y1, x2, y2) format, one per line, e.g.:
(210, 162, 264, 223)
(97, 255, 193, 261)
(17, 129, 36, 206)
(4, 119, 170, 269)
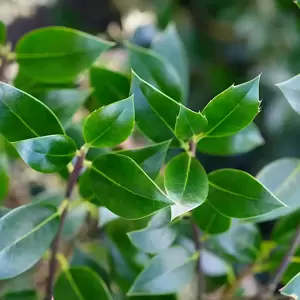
(202, 76, 260, 137)
(0, 154, 9, 201)
(197, 122, 264, 156)
(127, 42, 182, 102)
(192, 201, 231, 234)
(16, 26, 114, 83)
(79, 169, 98, 203)
(207, 169, 284, 218)
(251, 158, 300, 222)
(174, 105, 207, 141)
(2, 290, 37, 300)
(207, 220, 261, 263)
(272, 209, 300, 241)
(295, 0, 300, 8)
(0, 21, 6, 45)
(0, 82, 64, 142)
(165, 152, 208, 219)
(62, 203, 88, 240)
(277, 75, 300, 115)
(152, 23, 188, 103)
(54, 267, 112, 300)
(90, 66, 130, 105)
(128, 246, 197, 296)
(66, 122, 85, 149)
(0, 203, 60, 279)
(130, 72, 176, 142)
(37, 89, 90, 126)
(90, 153, 173, 219)
(128, 209, 176, 254)
(115, 141, 170, 179)
(83, 96, 134, 147)
(12, 135, 77, 173)
(280, 272, 300, 299)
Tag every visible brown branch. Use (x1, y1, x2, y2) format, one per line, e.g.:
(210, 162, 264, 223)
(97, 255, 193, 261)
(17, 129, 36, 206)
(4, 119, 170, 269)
(266, 226, 300, 295)
(44, 151, 85, 300)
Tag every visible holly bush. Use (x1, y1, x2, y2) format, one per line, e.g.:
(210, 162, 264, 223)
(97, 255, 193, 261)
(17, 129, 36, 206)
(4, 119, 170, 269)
(0, 10, 299, 300)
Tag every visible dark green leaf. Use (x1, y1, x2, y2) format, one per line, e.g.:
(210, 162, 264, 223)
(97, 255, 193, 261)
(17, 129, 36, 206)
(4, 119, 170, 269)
(90, 67, 130, 105)
(128, 246, 197, 296)
(207, 169, 284, 218)
(0, 203, 60, 279)
(277, 75, 300, 115)
(295, 0, 300, 8)
(197, 122, 264, 156)
(174, 105, 207, 141)
(207, 220, 261, 263)
(62, 203, 88, 240)
(37, 89, 90, 127)
(0, 21, 6, 45)
(130, 72, 176, 142)
(54, 267, 112, 300)
(83, 96, 134, 147)
(272, 209, 300, 241)
(90, 154, 173, 219)
(0, 154, 9, 201)
(2, 290, 37, 300)
(202, 76, 260, 137)
(66, 122, 85, 148)
(13, 135, 77, 173)
(128, 209, 176, 254)
(152, 23, 188, 103)
(165, 152, 208, 219)
(115, 141, 170, 179)
(79, 169, 97, 203)
(127, 42, 182, 102)
(251, 158, 300, 222)
(193, 201, 231, 234)
(0, 82, 64, 142)
(280, 272, 300, 299)
(16, 26, 114, 83)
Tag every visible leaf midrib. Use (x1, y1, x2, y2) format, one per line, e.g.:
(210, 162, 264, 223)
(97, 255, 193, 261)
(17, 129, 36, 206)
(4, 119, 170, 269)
(63, 269, 85, 300)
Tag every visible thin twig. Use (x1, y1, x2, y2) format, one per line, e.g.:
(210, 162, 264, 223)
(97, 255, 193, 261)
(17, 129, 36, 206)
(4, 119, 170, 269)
(267, 226, 300, 295)
(190, 140, 205, 299)
(44, 152, 85, 300)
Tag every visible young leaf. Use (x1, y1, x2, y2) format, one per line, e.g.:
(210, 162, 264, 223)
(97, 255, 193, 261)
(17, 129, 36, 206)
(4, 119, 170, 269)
(13, 135, 76, 173)
(16, 27, 114, 83)
(0, 203, 60, 279)
(152, 23, 188, 103)
(197, 122, 264, 156)
(192, 201, 231, 234)
(250, 158, 300, 222)
(0, 154, 9, 201)
(127, 42, 182, 102)
(130, 73, 175, 142)
(207, 220, 261, 263)
(54, 267, 112, 300)
(83, 96, 134, 148)
(0, 82, 64, 142)
(115, 141, 170, 179)
(164, 152, 208, 219)
(207, 169, 284, 218)
(128, 209, 176, 254)
(89, 154, 173, 219)
(277, 75, 300, 115)
(202, 76, 260, 137)
(37, 89, 90, 127)
(0, 21, 6, 45)
(90, 67, 130, 105)
(175, 105, 207, 141)
(128, 246, 197, 296)
(280, 272, 300, 299)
